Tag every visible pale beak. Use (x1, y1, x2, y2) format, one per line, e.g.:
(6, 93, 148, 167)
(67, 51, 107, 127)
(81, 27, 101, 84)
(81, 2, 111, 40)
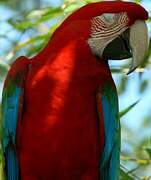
(127, 20, 149, 74)
(102, 20, 149, 74)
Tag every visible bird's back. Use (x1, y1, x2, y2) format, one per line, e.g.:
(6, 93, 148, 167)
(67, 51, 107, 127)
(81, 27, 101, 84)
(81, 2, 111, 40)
(17, 41, 113, 179)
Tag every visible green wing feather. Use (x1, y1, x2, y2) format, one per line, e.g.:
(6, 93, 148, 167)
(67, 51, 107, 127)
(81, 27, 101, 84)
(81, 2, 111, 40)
(97, 83, 120, 180)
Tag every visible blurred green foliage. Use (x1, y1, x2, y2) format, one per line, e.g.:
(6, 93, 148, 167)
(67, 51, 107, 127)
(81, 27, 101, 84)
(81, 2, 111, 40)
(0, 0, 151, 179)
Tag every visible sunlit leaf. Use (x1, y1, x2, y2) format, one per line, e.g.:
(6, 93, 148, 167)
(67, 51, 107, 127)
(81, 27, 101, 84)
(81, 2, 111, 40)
(140, 80, 148, 93)
(63, 2, 85, 14)
(111, 68, 122, 73)
(144, 147, 151, 159)
(148, 17, 151, 22)
(27, 8, 51, 18)
(0, 61, 9, 81)
(26, 41, 47, 57)
(117, 76, 128, 95)
(8, 7, 63, 30)
(120, 168, 134, 180)
(141, 116, 151, 127)
(14, 33, 50, 51)
(119, 100, 139, 118)
(134, 0, 141, 3)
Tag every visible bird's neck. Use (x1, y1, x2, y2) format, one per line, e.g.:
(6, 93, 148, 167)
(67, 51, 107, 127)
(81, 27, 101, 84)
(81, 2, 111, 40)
(30, 20, 113, 86)
(31, 20, 90, 61)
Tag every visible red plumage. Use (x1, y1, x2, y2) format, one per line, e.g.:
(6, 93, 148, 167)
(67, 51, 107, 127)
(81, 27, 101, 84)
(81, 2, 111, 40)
(18, 22, 112, 179)
(8, 1, 147, 179)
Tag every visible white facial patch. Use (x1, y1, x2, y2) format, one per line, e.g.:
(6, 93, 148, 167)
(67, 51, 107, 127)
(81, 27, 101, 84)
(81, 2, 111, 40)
(88, 12, 129, 57)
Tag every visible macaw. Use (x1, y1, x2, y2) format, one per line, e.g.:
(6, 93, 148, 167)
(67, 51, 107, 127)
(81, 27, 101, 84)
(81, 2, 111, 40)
(1, 1, 149, 180)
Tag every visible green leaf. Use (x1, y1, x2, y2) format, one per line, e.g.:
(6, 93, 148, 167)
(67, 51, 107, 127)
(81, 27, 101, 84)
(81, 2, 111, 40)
(26, 41, 47, 57)
(0, 62, 9, 81)
(144, 147, 151, 159)
(111, 68, 123, 73)
(120, 168, 134, 180)
(8, 7, 63, 30)
(34, 8, 62, 23)
(119, 100, 139, 118)
(13, 23, 59, 52)
(141, 116, 151, 127)
(14, 33, 50, 51)
(27, 8, 51, 18)
(117, 76, 128, 95)
(148, 17, 151, 22)
(64, 2, 85, 14)
(134, 0, 141, 3)
(140, 80, 148, 93)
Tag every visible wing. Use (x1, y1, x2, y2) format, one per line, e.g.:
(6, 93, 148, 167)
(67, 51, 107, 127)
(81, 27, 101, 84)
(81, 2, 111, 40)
(97, 83, 120, 180)
(1, 56, 28, 180)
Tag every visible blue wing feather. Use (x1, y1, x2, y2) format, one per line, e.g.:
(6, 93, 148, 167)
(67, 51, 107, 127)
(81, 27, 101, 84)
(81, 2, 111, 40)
(2, 86, 22, 180)
(100, 83, 120, 180)
(2, 86, 21, 149)
(1, 56, 28, 180)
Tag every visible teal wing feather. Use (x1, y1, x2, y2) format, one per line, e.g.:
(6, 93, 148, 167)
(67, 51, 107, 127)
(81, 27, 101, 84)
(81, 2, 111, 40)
(99, 83, 120, 180)
(1, 56, 28, 180)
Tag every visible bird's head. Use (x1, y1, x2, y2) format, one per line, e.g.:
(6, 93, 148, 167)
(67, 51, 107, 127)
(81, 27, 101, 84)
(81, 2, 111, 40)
(56, 1, 149, 74)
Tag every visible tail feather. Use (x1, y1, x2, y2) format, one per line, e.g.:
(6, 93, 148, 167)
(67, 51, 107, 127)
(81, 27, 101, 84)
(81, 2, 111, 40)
(100, 141, 120, 180)
(5, 146, 19, 180)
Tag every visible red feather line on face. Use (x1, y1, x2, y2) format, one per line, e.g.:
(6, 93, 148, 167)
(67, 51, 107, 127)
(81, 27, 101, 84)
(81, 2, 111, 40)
(90, 12, 129, 38)
(88, 12, 129, 57)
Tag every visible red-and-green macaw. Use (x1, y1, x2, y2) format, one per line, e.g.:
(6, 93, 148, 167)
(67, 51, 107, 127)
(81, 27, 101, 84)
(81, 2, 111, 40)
(1, 1, 149, 180)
